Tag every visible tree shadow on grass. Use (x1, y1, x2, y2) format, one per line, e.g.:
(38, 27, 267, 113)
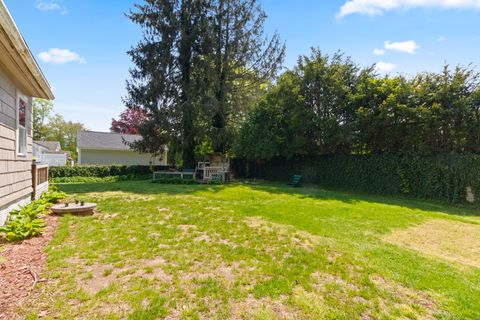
(56, 180, 227, 196)
(56, 180, 480, 219)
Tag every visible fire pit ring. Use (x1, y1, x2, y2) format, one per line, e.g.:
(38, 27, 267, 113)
(51, 203, 97, 216)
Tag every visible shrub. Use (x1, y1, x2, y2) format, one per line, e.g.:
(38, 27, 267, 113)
(51, 175, 151, 184)
(0, 214, 45, 242)
(152, 178, 200, 185)
(42, 190, 67, 203)
(0, 190, 66, 242)
(231, 154, 480, 204)
(49, 165, 171, 178)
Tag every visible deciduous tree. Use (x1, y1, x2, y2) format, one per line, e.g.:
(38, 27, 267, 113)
(111, 106, 148, 134)
(236, 49, 480, 159)
(45, 114, 86, 160)
(33, 98, 54, 140)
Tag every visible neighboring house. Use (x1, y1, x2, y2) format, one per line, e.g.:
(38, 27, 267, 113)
(34, 140, 61, 152)
(0, 2, 54, 225)
(77, 131, 167, 166)
(33, 140, 68, 167)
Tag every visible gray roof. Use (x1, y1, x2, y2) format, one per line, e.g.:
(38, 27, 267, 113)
(33, 140, 61, 151)
(77, 131, 141, 151)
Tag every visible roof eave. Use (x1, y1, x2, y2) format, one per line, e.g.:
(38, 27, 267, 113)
(77, 147, 137, 151)
(0, 2, 54, 100)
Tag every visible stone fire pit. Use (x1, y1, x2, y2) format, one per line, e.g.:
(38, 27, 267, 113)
(51, 202, 97, 216)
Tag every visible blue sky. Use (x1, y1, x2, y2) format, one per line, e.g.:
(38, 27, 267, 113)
(5, 0, 480, 131)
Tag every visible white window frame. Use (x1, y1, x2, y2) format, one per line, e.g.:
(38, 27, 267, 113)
(16, 91, 28, 157)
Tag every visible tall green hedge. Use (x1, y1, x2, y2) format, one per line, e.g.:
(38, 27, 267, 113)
(231, 155, 480, 204)
(49, 165, 170, 178)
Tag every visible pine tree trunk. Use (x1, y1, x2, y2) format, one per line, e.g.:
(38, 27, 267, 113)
(180, 0, 196, 169)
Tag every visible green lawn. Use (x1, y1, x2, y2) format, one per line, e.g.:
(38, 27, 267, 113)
(22, 181, 480, 319)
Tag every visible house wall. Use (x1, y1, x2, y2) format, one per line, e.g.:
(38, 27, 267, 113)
(79, 149, 167, 166)
(0, 195, 30, 225)
(32, 143, 47, 157)
(37, 153, 67, 167)
(33, 143, 66, 166)
(0, 68, 33, 225)
(33, 181, 49, 200)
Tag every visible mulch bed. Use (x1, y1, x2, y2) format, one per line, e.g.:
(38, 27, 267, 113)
(0, 214, 58, 319)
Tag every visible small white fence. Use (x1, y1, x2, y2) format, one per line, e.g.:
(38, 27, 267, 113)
(153, 167, 230, 183)
(202, 166, 229, 182)
(153, 171, 195, 181)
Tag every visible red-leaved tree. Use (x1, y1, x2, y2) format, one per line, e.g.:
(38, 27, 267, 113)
(110, 106, 148, 134)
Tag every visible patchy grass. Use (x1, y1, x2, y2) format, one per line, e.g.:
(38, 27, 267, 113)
(383, 219, 480, 269)
(20, 181, 480, 319)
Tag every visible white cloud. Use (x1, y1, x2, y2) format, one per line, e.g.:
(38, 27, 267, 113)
(373, 48, 386, 56)
(337, 0, 480, 18)
(36, 0, 67, 14)
(437, 36, 448, 42)
(375, 62, 397, 73)
(38, 48, 86, 65)
(384, 40, 419, 54)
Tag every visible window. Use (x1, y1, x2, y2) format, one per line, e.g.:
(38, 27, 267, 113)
(17, 96, 27, 156)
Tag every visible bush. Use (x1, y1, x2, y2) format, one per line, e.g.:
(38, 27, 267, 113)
(231, 155, 480, 204)
(52, 175, 151, 184)
(49, 165, 171, 178)
(0, 214, 45, 242)
(152, 178, 200, 185)
(0, 190, 66, 242)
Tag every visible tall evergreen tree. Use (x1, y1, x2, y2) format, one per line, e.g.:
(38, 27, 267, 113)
(125, 0, 207, 168)
(125, 0, 284, 167)
(204, 0, 285, 152)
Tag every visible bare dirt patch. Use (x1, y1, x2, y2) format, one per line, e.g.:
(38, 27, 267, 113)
(0, 214, 58, 320)
(369, 276, 438, 319)
(86, 191, 154, 202)
(80, 257, 172, 295)
(292, 271, 438, 319)
(194, 234, 212, 243)
(230, 295, 303, 319)
(182, 261, 240, 286)
(383, 219, 480, 268)
(310, 271, 358, 292)
(97, 212, 119, 220)
(245, 216, 331, 251)
(177, 224, 197, 232)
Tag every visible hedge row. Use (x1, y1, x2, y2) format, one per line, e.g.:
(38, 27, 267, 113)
(49, 165, 171, 178)
(51, 175, 152, 183)
(231, 155, 480, 204)
(152, 178, 200, 185)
